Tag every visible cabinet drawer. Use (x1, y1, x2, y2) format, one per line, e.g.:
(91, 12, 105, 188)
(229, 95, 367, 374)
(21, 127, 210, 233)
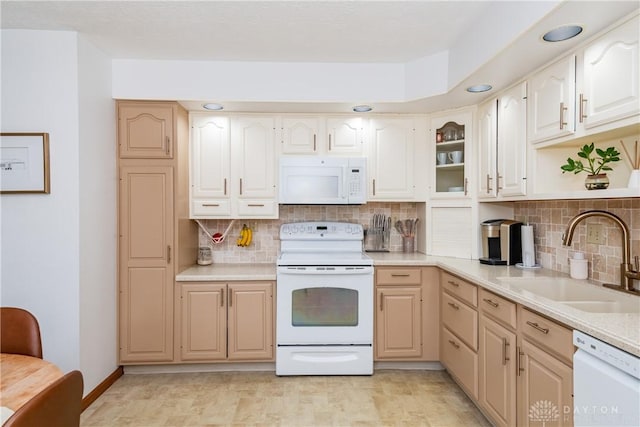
(519, 307, 573, 364)
(479, 289, 517, 329)
(376, 268, 422, 285)
(441, 271, 477, 307)
(441, 292, 478, 351)
(237, 200, 278, 217)
(441, 326, 478, 400)
(192, 200, 231, 216)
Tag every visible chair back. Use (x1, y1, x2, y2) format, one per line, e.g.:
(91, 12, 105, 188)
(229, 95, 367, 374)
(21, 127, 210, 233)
(4, 370, 84, 427)
(0, 307, 43, 358)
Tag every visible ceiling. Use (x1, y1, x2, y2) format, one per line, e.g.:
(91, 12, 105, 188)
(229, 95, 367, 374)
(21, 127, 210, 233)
(2, 1, 639, 113)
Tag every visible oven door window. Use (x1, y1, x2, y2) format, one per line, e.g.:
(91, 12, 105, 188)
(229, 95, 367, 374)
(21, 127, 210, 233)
(291, 287, 358, 326)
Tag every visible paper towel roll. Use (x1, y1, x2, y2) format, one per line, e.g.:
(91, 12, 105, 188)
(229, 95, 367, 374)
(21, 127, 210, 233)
(521, 225, 535, 267)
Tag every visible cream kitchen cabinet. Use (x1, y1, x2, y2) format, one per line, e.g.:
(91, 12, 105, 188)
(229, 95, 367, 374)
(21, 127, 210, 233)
(179, 281, 274, 362)
(517, 307, 574, 427)
(580, 14, 640, 130)
(119, 165, 175, 363)
(430, 109, 473, 198)
(528, 14, 639, 146)
(478, 82, 527, 199)
(279, 115, 366, 156)
(118, 101, 175, 159)
(117, 100, 197, 365)
(375, 267, 439, 361)
(440, 271, 479, 400)
(190, 114, 278, 219)
(478, 290, 518, 427)
(368, 117, 416, 200)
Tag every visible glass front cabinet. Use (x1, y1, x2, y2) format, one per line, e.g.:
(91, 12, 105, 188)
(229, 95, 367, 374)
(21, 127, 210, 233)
(430, 110, 473, 198)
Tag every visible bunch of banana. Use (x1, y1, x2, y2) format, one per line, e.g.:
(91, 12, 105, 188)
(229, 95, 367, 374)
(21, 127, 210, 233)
(236, 224, 253, 247)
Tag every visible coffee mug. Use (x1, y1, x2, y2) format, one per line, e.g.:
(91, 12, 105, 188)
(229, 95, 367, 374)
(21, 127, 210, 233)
(436, 152, 447, 165)
(448, 150, 463, 164)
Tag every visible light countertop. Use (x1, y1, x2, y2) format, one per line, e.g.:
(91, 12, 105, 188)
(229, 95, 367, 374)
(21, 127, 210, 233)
(176, 254, 640, 357)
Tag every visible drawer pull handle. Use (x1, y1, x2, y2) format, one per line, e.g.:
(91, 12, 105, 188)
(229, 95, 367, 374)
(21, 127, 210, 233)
(502, 338, 510, 366)
(380, 293, 384, 311)
(167, 245, 171, 263)
(166, 136, 170, 155)
(526, 321, 549, 334)
(447, 280, 460, 287)
(202, 203, 220, 207)
(220, 288, 224, 307)
(447, 302, 459, 310)
(247, 204, 265, 207)
(483, 298, 499, 308)
(448, 340, 460, 349)
(391, 274, 410, 277)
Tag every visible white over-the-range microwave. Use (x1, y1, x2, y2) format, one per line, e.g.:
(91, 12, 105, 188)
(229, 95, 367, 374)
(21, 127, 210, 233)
(279, 156, 367, 205)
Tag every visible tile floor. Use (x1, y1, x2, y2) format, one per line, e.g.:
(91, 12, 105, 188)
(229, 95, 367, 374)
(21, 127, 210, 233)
(81, 370, 490, 426)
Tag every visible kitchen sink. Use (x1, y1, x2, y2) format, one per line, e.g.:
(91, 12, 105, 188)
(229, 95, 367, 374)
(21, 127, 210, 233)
(496, 276, 640, 313)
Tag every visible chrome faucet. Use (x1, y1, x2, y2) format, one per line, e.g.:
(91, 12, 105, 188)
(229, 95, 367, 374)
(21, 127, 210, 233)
(562, 210, 638, 293)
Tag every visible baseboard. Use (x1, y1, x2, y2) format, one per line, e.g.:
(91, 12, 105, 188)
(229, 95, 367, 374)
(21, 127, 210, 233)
(81, 366, 124, 411)
(374, 361, 444, 371)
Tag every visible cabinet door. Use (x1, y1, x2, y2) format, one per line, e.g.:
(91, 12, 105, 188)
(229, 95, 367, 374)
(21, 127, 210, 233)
(180, 283, 227, 361)
(582, 15, 640, 129)
(118, 103, 174, 158)
(528, 55, 576, 144)
(518, 338, 573, 427)
(497, 82, 527, 197)
(119, 166, 174, 362)
(375, 286, 422, 359)
(326, 116, 365, 155)
(190, 116, 230, 201)
(232, 116, 277, 199)
(431, 111, 472, 197)
(369, 118, 415, 200)
(227, 282, 274, 360)
(477, 99, 498, 199)
(280, 116, 321, 154)
(479, 315, 517, 427)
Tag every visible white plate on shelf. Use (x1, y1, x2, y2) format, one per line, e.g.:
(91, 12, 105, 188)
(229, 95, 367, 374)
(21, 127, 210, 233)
(448, 186, 464, 192)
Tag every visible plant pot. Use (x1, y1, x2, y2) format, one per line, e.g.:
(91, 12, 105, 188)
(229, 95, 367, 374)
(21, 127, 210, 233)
(584, 173, 609, 190)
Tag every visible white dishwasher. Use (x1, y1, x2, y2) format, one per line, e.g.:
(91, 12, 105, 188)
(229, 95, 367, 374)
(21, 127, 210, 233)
(573, 331, 640, 426)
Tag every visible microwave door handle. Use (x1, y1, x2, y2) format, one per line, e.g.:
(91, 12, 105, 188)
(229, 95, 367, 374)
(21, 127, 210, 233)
(342, 166, 348, 200)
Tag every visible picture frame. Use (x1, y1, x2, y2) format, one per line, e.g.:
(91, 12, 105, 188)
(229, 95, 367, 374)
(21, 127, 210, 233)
(1, 132, 50, 194)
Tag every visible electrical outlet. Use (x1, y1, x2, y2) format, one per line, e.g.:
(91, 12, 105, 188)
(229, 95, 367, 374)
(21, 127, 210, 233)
(586, 223, 605, 244)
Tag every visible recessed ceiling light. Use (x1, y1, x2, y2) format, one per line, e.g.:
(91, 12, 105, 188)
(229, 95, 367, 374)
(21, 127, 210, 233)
(353, 105, 372, 113)
(466, 84, 492, 93)
(542, 25, 583, 42)
(203, 103, 224, 111)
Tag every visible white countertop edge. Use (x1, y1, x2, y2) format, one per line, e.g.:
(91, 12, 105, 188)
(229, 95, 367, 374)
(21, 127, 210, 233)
(176, 254, 640, 357)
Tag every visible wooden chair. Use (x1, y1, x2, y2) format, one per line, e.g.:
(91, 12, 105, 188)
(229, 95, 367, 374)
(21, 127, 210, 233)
(0, 307, 43, 358)
(3, 370, 84, 427)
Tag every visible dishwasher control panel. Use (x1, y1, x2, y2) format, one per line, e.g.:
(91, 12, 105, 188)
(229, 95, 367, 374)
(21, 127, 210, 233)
(574, 330, 639, 379)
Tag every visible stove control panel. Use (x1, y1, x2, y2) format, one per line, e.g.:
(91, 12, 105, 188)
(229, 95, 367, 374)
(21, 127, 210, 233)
(280, 221, 363, 240)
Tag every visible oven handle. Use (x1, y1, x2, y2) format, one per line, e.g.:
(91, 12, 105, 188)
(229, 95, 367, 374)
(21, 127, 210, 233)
(277, 266, 373, 275)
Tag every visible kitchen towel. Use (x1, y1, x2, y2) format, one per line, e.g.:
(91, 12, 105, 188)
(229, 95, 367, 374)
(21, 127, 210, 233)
(521, 225, 536, 267)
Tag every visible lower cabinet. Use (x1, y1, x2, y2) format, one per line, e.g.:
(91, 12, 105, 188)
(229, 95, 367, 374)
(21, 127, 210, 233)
(375, 267, 439, 361)
(179, 281, 274, 362)
(440, 273, 574, 427)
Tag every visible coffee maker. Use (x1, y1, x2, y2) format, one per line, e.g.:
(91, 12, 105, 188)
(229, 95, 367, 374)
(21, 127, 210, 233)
(479, 219, 523, 265)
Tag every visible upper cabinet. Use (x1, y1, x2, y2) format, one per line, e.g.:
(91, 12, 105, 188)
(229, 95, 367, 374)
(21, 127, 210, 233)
(580, 14, 640, 129)
(528, 14, 640, 146)
(430, 110, 473, 198)
(279, 115, 366, 156)
(368, 117, 416, 200)
(118, 102, 175, 159)
(190, 114, 278, 219)
(527, 55, 576, 144)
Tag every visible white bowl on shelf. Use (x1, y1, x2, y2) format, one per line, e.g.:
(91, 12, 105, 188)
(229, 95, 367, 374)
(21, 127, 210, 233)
(448, 186, 464, 192)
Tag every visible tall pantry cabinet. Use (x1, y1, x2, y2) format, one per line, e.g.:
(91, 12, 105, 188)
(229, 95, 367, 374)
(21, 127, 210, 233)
(117, 101, 197, 363)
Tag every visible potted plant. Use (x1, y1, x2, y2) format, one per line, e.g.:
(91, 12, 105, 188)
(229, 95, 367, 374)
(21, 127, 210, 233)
(560, 143, 621, 190)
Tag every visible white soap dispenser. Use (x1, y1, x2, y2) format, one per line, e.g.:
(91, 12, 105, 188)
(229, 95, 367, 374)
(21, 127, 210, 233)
(569, 252, 588, 280)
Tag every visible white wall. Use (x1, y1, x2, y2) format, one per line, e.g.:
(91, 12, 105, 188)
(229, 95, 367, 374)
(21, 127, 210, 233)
(1, 29, 117, 396)
(77, 35, 117, 396)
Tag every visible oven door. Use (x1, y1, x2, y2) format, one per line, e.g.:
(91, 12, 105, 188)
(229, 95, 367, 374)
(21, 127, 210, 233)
(276, 265, 373, 345)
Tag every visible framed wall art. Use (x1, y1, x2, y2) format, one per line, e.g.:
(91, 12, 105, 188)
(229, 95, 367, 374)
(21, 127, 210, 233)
(1, 133, 50, 194)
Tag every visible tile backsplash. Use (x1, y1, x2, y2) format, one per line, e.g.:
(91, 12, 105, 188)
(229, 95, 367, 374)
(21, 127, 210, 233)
(514, 198, 639, 287)
(197, 203, 419, 264)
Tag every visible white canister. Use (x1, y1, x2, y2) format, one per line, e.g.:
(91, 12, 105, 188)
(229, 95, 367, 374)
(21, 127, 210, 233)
(569, 252, 588, 280)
